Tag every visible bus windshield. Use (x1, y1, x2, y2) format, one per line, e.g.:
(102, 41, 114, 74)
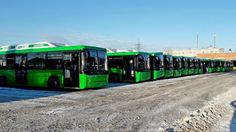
(211, 61, 215, 67)
(219, 61, 223, 67)
(153, 55, 164, 70)
(205, 61, 210, 67)
(82, 49, 107, 74)
(215, 61, 220, 67)
(181, 58, 188, 68)
(224, 62, 227, 67)
(137, 54, 150, 70)
(164, 56, 173, 70)
(194, 59, 199, 68)
(174, 58, 182, 70)
(199, 60, 203, 68)
(188, 59, 194, 68)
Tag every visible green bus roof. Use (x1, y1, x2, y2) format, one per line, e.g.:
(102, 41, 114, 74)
(163, 54, 172, 57)
(107, 51, 149, 57)
(214, 59, 225, 61)
(185, 56, 195, 58)
(201, 58, 214, 61)
(173, 56, 184, 58)
(0, 44, 106, 55)
(173, 56, 183, 58)
(150, 52, 163, 56)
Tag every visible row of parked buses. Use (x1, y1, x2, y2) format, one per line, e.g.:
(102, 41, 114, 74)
(107, 51, 233, 83)
(0, 43, 233, 90)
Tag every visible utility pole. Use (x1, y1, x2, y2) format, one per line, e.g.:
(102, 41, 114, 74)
(213, 34, 216, 48)
(136, 39, 141, 52)
(196, 32, 199, 49)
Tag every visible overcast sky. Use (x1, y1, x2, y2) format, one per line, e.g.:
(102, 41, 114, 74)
(0, 0, 236, 51)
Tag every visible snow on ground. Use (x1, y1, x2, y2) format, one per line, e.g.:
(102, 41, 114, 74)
(0, 72, 236, 131)
(0, 87, 65, 103)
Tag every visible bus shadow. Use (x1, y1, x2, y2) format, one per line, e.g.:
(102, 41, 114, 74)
(228, 71, 236, 75)
(108, 83, 132, 88)
(230, 101, 236, 132)
(0, 87, 68, 103)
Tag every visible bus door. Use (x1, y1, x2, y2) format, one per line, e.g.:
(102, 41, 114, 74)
(15, 55, 27, 84)
(63, 53, 79, 87)
(122, 57, 135, 81)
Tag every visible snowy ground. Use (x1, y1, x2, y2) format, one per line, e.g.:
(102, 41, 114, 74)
(0, 72, 236, 131)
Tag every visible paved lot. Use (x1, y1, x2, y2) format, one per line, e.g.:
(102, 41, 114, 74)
(0, 72, 236, 131)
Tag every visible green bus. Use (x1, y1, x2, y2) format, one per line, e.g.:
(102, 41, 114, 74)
(222, 61, 227, 72)
(226, 61, 231, 72)
(225, 61, 231, 72)
(223, 60, 230, 71)
(193, 58, 200, 74)
(215, 60, 223, 72)
(173, 56, 182, 77)
(187, 57, 195, 75)
(203, 59, 214, 73)
(0, 42, 108, 89)
(107, 52, 151, 82)
(202, 59, 207, 73)
(180, 57, 189, 76)
(164, 54, 174, 78)
(150, 52, 165, 80)
(220, 60, 225, 72)
(198, 59, 204, 74)
(211, 60, 217, 72)
(232, 60, 236, 71)
(230, 61, 234, 71)
(193, 58, 203, 74)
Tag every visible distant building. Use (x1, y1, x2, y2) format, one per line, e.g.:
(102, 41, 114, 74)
(165, 45, 224, 57)
(197, 52, 236, 60)
(106, 48, 135, 53)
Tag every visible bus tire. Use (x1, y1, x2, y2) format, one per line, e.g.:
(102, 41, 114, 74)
(48, 77, 59, 90)
(109, 74, 119, 82)
(0, 76, 7, 87)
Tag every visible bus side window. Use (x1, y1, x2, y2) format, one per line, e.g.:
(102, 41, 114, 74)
(144, 55, 150, 70)
(6, 54, 15, 69)
(97, 50, 106, 71)
(47, 52, 63, 69)
(15, 55, 27, 68)
(27, 54, 35, 69)
(28, 53, 46, 69)
(108, 57, 123, 69)
(0, 55, 6, 69)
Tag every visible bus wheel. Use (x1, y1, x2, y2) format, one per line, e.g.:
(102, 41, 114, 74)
(109, 74, 119, 82)
(48, 77, 59, 90)
(0, 77, 6, 87)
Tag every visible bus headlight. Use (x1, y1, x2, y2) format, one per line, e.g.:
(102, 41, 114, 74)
(131, 70, 134, 77)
